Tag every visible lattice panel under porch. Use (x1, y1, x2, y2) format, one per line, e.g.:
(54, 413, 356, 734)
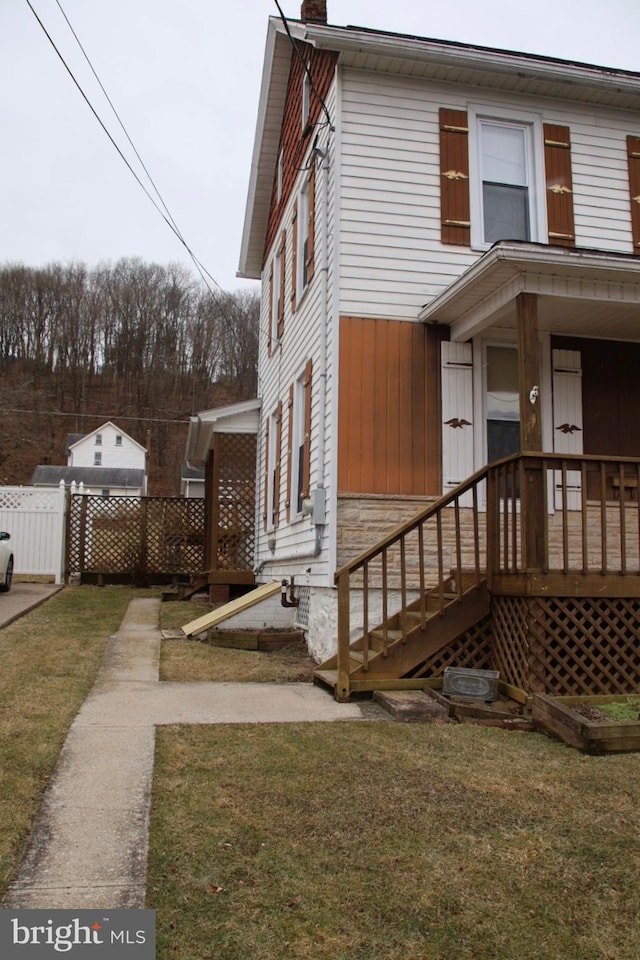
(491, 596, 531, 693)
(528, 596, 640, 696)
(411, 615, 494, 678)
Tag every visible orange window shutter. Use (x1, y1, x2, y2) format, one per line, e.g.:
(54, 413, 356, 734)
(291, 206, 298, 310)
(439, 108, 470, 246)
(302, 359, 313, 499)
(263, 420, 270, 530)
(278, 233, 286, 340)
(274, 401, 283, 529)
(544, 124, 575, 247)
(286, 384, 294, 521)
(307, 161, 316, 282)
(627, 136, 640, 253)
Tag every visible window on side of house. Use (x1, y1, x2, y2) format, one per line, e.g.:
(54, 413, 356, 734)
(270, 232, 286, 346)
(468, 107, 546, 250)
(291, 375, 306, 517)
(295, 164, 315, 301)
(115, 435, 122, 446)
(297, 180, 310, 294)
(301, 61, 311, 133)
(265, 404, 282, 531)
(276, 147, 284, 204)
(95, 434, 102, 446)
(94, 452, 102, 466)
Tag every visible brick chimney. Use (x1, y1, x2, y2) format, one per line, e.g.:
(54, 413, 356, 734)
(300, 1, 327, 23)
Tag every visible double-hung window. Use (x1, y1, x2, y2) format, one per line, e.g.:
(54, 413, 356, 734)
(298, 180, 310, 292)
(291, 375, 306, 517)
(480, 121, 530, 243)
(468, 106, 546, 249)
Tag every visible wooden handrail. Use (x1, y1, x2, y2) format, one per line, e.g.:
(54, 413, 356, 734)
(334, 452, 640, 701)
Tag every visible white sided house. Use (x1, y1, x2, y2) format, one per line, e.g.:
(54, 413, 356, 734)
(192, 1, 640, 700)
(32, 422, 147, 497)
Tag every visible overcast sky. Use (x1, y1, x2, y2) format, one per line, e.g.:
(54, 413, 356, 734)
(1, 0, 638, 292)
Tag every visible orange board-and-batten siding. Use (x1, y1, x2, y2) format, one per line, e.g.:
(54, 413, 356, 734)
(338, 316, 444, 496)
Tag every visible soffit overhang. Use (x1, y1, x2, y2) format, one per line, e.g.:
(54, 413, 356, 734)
(419, 242, 640, 343)
(238, 19, 640, 282)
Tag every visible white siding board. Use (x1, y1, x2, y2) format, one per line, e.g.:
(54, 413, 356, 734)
(339, 67, 640, 320)
(255, 83, 337, 585)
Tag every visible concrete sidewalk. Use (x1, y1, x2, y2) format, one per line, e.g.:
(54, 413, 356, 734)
(4, 598, 363, 909)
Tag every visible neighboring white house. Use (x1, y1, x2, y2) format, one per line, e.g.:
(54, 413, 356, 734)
(32, 421, 148, 497)
(189, 1, 640, 660)
(180, 465, 205, 499)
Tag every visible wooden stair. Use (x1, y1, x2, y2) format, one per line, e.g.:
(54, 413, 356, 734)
(314, 578, 490, 697)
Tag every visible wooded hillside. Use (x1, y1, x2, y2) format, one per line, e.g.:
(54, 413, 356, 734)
(0, 259, 259, 495)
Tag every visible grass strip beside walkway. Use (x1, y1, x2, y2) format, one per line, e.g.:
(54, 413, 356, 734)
(0, 586, 143, 896)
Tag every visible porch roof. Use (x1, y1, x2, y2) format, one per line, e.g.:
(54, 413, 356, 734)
(418, 242, 640, 343)
(185, 398, 261, 466)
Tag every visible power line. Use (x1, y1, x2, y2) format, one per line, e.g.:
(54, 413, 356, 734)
(3, 408, 190, 425)
(272, 0, 334, 132)
(24, 0, 224, 295)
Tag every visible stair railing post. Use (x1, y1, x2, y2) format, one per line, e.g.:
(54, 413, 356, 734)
(336, 569, 351, 702)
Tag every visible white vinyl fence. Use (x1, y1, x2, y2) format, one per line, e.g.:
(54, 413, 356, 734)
(0, 483, 67, 583)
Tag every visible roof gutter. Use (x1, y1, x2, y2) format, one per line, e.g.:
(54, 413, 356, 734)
(304, 24, 640, 94)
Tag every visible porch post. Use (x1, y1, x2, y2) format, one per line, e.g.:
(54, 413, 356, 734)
(516, 292, 542, 451)
(517, 292, 546, 570)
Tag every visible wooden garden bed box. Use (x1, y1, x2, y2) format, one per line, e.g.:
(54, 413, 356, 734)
(532, 693, 640, 754)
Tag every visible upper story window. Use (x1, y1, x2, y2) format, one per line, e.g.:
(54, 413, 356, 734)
(301, 61, 311, 133)
(270, 231, 286, 348)
(94, 452, 102, 466)
(479, 121, 531, 244)
(293, 163, 315, 307)
(468, 108, 545, 249)
(276, 147, 284, 204)
(115, 435, 122, 446)
(95, 434, 102, 446)
(297, 180, 310, 292)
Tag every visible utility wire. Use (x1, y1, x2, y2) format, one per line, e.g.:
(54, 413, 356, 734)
(25, 0, 223, 295)
(5, 408, 190, 424)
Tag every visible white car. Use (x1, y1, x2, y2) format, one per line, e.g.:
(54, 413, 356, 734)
(0, 532, 13, 592)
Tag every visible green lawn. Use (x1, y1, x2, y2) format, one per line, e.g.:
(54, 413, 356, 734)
(148, 722, 640, 960)
(0, 586, 143, 895)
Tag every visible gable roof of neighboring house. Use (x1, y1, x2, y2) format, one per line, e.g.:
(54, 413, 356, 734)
(238, 16, 640, 280)
(67, 421, 146, 454)
(31, 466, 146, 488)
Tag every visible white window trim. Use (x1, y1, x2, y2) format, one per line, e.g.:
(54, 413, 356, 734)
(301, 61, 311, 131)
(272, 244, 282, 344)
(296, 179, 310, 301)
(290, 371, 307, 520)
(266, 409, 278, 532)
(467, 103, 547, 251)
(276, 147, 284, 204)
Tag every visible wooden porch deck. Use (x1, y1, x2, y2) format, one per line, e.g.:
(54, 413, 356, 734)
(316, 453, 640, 701)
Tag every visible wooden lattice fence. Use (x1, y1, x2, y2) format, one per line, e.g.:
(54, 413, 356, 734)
(66, 494, 205, 585)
